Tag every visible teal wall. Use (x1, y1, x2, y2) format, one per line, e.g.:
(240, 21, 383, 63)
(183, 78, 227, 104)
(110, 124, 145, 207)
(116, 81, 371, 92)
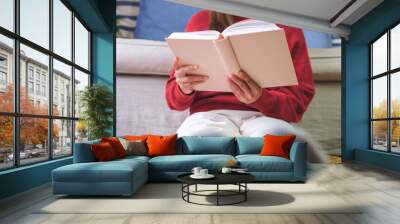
(0, 0, 115, 200)
(0, 158, 72, 199)
(343, 0, 400, 170)
(91, 0, 116, 135)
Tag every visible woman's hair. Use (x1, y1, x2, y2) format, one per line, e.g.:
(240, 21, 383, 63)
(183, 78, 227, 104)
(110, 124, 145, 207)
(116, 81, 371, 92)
(209, 11, 235, 32)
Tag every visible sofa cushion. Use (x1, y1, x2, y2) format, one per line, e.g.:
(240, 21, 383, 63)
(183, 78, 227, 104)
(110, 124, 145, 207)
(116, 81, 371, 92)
(91, 142, 118, 162)
(116, 155, 150, 163)
(118, 138, 147, 156)
(101, 137, 127, 158)
(236, 137, 264, 155)
(53, 158, 147, 183)
(149, 154, 235, 172)
(177, 137, 236, 155)
(259, 135, 296, 159)
(147, 134, 177, 157)
(73, 139, 100, 163)
(236, 155, 293, 172)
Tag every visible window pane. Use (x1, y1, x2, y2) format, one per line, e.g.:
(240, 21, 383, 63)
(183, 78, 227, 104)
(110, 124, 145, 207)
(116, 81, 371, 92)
(74, 69, 89, 118)
(372, 33, 387, 76)
(0, 0, 14, 31)
(391, 120, 400, 153)
(391, 24, 400, 70)
(20, 0, 49, 49)
(53, 59, 72, 117)
(372, 77, 387, 119)
(75, 18, 89, 70)
(53, 0, 72, 60)
(372, 121, 388, 151)
(20, 117, 49, 165)
(0, 116, 13, 170)
(75, 120, 88, 143)
(20, 44, 49, 115)
(391, 72, 400, 118)
(53, 119, 72, 158)
(0, 35, 14, 112)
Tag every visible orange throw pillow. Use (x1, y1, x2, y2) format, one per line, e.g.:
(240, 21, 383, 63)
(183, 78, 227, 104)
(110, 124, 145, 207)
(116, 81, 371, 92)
(101, 137, 127, 158)
(91, 142, 117, 162)
(146, 134, 177, 157)
(259, 135, 296, 159)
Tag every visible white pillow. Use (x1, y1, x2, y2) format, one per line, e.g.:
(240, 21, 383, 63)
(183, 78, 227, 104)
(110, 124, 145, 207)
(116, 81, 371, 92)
(116, 38, 174, 75)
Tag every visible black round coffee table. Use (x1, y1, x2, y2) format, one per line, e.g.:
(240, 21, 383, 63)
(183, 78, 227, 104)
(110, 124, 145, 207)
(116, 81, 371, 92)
(177, 173, 255, 206)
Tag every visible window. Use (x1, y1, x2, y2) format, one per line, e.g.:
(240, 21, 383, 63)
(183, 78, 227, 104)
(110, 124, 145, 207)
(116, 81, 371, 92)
(75, 18, 90, 70)
(53, 0, 72, 60)
(35, 83, 40, 95)
(0, 0, 91, 170)
(28, 81, 34, 94)
(42, 85, 46, 97)
(74, 69, 89, 119)
(0, 71, 6, 85)
(0, 55, 7, 67)
(0, 54, 9, 88)
(28, 67, 34, 80)
(20, 0, 49, 49)
(371, 23, 400, 153)
(0, 0, 14, 32)
(53, 59, 72, 117)
(35, 70, 41, 81)
(0, 35, 13, 113)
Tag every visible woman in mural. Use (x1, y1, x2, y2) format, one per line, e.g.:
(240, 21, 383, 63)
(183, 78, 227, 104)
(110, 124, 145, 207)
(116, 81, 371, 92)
(165, 10, 319, 159)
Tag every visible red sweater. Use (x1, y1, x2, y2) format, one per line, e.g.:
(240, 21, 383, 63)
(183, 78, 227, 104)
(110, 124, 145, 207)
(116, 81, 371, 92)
(165, 11, 315, 123)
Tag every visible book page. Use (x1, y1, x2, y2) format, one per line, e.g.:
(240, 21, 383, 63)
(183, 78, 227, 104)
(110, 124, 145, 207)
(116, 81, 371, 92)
(166, 38, 230, 91)
(167, 30, 221, 40)
(214, 39, 240, 76)
(227, 28, 298, 88)
(222, 20, 280, 37)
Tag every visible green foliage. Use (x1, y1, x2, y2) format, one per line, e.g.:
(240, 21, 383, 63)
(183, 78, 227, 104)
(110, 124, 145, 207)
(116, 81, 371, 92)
(79, 84, 113, 140)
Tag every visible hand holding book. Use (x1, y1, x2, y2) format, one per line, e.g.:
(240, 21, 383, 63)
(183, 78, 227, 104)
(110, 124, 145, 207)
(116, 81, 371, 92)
(227, 71, 262, 104)
(173, 58, 209, 95)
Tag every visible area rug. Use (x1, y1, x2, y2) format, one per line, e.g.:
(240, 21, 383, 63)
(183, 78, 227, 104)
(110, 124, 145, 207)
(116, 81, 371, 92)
(38, 183, 362, 214)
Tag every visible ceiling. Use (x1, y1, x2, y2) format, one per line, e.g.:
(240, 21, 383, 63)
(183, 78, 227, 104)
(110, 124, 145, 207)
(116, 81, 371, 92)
(168, 0, 384, 38)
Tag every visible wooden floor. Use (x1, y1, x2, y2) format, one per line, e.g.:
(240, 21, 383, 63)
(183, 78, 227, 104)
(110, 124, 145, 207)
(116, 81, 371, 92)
(1, 162, 400, 224)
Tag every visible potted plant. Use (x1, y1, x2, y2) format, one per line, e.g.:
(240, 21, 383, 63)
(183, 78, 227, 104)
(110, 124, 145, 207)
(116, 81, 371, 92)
(79, 84, 113, 140)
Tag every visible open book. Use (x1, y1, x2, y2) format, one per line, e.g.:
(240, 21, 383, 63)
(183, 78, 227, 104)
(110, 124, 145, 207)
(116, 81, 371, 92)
(166, 20, 298, 92)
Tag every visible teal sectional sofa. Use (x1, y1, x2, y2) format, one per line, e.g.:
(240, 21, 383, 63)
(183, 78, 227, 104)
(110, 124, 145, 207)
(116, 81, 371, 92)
(52, 137, 307, 196)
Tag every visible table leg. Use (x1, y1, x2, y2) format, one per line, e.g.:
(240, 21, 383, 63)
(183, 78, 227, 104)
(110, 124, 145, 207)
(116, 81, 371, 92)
(181, 184, 183, 199)
(245, 183, 247, 201)
(217, 184, 219, 206)
(187, 184, 190, 202)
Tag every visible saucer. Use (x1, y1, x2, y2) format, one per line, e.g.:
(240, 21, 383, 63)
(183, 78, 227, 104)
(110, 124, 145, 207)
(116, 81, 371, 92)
(190, 174, 215, 179)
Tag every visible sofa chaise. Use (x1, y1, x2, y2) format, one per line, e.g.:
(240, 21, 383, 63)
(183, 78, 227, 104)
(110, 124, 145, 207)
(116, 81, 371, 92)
(52, 137, 307, 196)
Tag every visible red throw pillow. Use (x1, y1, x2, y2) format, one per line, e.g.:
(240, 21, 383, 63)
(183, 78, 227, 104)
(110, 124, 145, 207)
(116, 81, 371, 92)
(91, 142, 117, 161)
(259, 134, 296, 159)
(146, 134, 177, 157)
(101, 137, 127, 158)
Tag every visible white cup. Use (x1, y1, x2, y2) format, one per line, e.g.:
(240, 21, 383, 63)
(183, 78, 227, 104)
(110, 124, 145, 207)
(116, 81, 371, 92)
(221, 167, 232, 174)
(200, 169, 208, 176)
(191, 167, 202, 176)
